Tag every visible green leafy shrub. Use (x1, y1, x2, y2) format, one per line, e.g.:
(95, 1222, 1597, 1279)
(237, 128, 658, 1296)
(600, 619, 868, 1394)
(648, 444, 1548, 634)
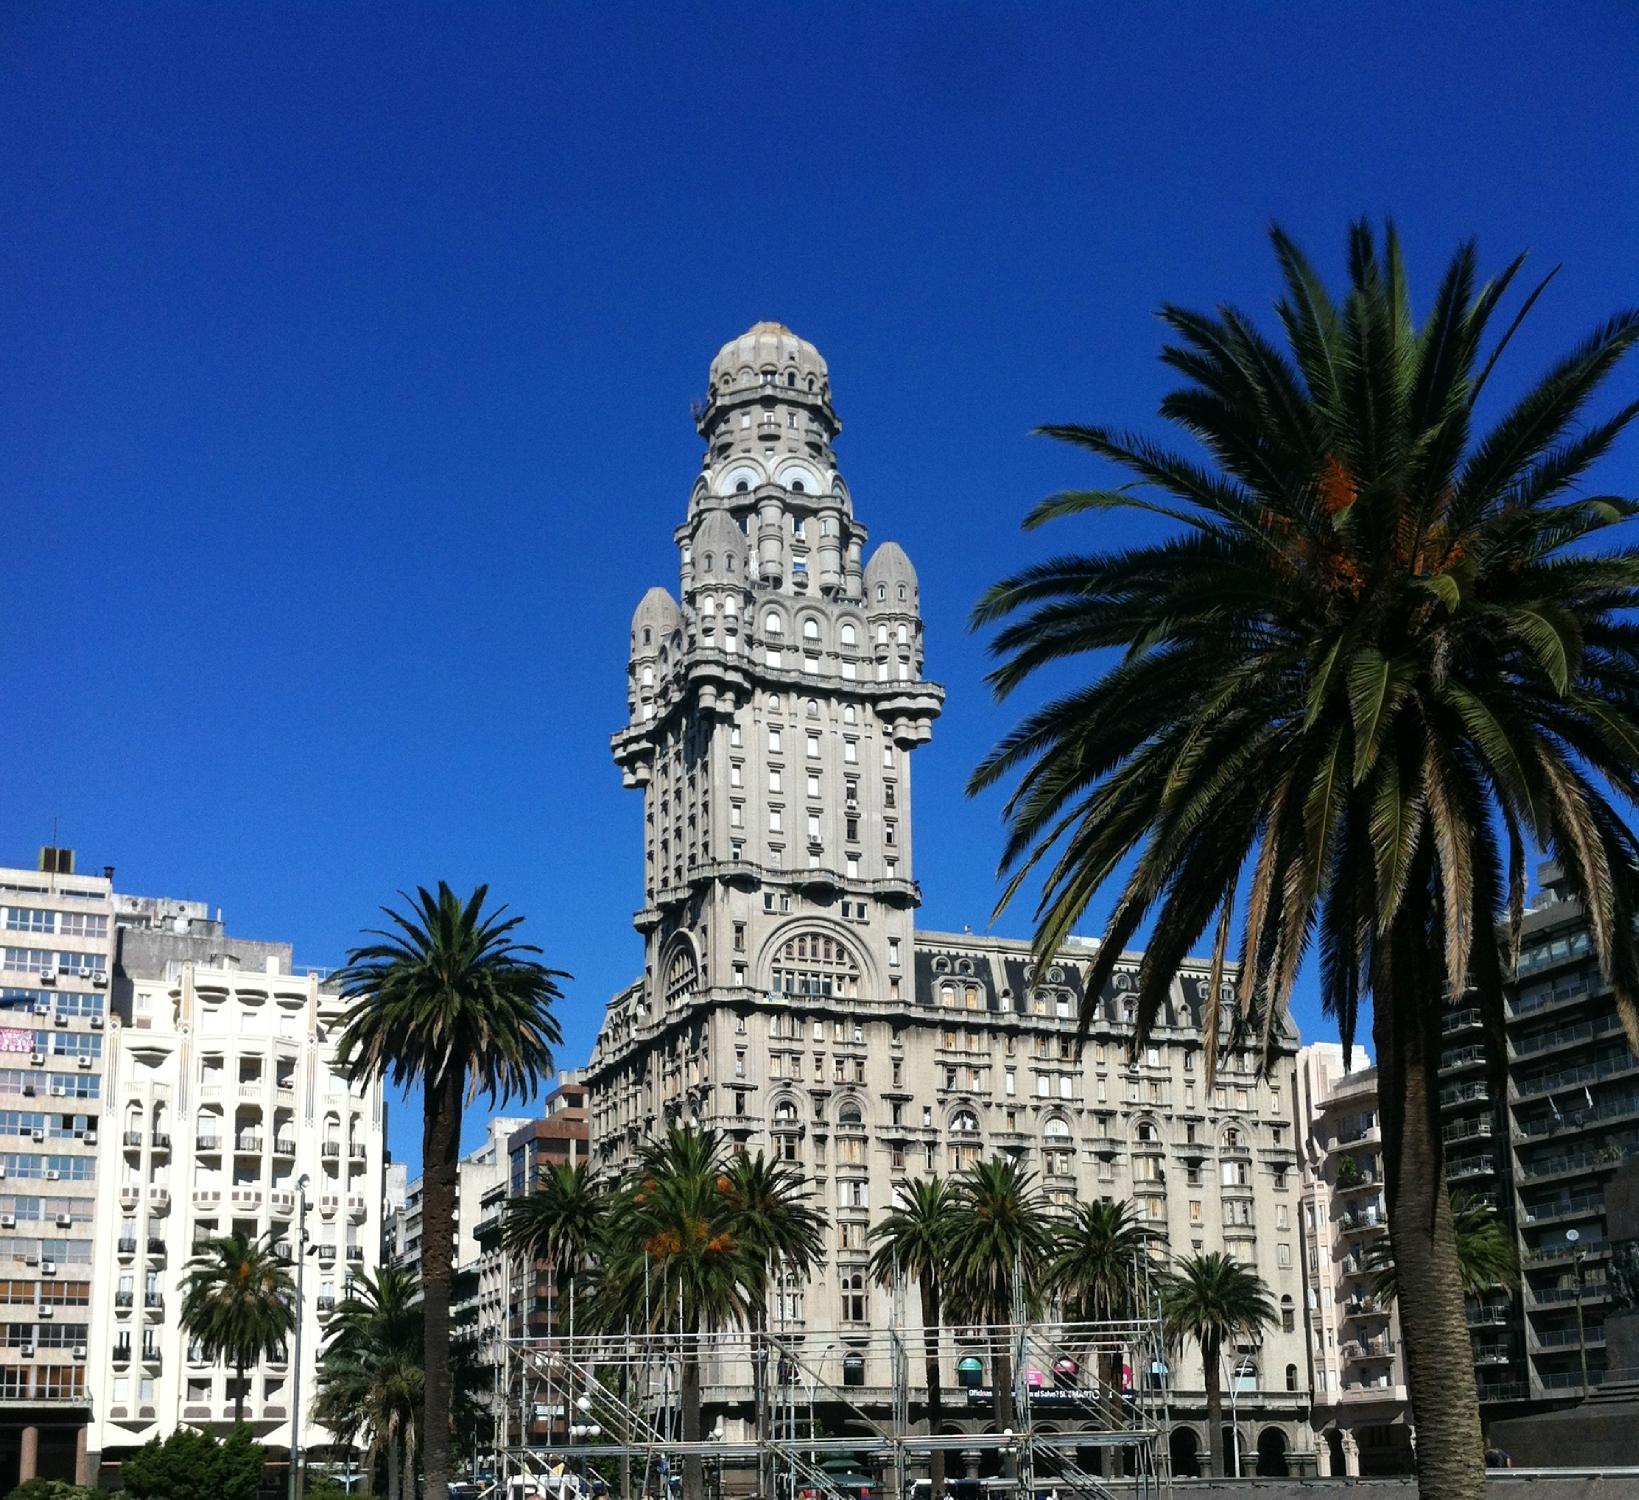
(119, 1425, 264, 1500)
(5, 1481, 106, 1500)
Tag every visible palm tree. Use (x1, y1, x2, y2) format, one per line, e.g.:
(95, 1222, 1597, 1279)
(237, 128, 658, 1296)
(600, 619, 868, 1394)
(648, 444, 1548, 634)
(313, 1266, 424, 1500)
(180, 1231, 296, 1423)
(868, 1176, 959, 1495)
(1368, 1192, 1521, 1301)
(1047, 1199, 1151, 1397)
(502, 1160, 608, 1347)
(720, 1151, 827, 1498)
(1160, 1252, 1277, 1481)
(943, 1157, 1055, 1434)
(335, 883, 567, 1499)
(598, 1127, 757, 1500)
(970, 222, 1639, 1500)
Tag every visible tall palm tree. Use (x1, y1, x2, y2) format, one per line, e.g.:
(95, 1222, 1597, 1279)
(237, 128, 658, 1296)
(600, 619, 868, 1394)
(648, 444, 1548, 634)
(180, 1231, 296, 1423)
(1159, 1252, 1276, 1481)
(335, 883, 567, 1500)
(598, 1127, 757, 1500)
(943, 1157, 1055, 1434)
(502, 1159, 608, 1347)
(868, 1176, 959, 1495)
(1367, 1191, 1521, 1301)
(313, 1266, 424, 1500)
(970, 222, 1639, 1500)
(1047, 1199, 1151, 1397)
(720, 1151, 827, 1498)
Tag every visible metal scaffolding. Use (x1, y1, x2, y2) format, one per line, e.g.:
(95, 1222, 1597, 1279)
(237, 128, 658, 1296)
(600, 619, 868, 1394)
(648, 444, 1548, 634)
(487, 1310, 1170, 1500)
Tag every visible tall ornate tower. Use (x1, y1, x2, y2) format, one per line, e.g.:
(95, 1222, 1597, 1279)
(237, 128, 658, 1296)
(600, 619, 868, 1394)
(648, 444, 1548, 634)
(610, 322, 942, 1029)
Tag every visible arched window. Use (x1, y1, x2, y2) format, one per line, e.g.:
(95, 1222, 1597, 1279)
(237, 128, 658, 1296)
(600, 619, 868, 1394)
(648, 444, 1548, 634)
(771, 932, 861, 999)
(964, 985, 980, 1010)
(1280, 1294, 1295, 1333)
(939, 981, 956, 1008)
(664, 947, 699, 1009)
(802, 618, 820, 641)
(787, 370, 797, 387)
(773, 1099, 799, 1125)
(951, 1109, 979, 1134)
(838, 1101, 863, 1127)
(1044, 1118, 1071, 1142)
(806, 698, 820, 718)
(791, 478, 806, 493)
(1285, 1363, 1298, 1392)
(700, 596, 716, 616)
(766, 693, 781, 711)
(843, 705, 857, 724)
(876, 584, 886, 601)
(764, 611, 783, 635)
(875, 623, 889, 645)
(724, 594, 739, 616)
(1137, 1122, 1156, 1142)
(840, 622, 858, 649)
(898, 584, 908, 601)
(735, 480, 750, 493)
(1224, 1127, 1241, 1149)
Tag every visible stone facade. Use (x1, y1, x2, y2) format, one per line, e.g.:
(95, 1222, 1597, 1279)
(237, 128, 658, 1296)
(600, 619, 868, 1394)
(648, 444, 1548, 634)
(586, 325, 1314, 1476)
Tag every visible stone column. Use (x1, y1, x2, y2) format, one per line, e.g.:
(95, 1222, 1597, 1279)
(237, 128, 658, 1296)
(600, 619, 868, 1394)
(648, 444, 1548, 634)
(18, 1424, 38, 1482)
(74, 1425, 90, 1486)
(1315, 1430, 1333, 1477)
(1342, 1429, 1361, 1477)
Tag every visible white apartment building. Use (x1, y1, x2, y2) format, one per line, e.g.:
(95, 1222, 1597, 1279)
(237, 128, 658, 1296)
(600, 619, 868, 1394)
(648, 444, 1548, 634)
(1294, 1043, 1412, 1477)
(85, 902, 386, 1484)
(0, 850, 115, 1489)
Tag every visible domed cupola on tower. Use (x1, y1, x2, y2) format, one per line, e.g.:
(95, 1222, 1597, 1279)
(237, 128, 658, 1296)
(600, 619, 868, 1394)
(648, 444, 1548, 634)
(626, 586, 680, 733)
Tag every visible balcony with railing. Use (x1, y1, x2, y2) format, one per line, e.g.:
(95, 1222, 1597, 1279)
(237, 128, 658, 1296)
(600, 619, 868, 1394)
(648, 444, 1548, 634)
(1514, 1012, 1626, 1058)
(1518, 1144, 1631, 1182)
(1440, 1044, 1488, 1073)
(1516, 1051, 1639, 1102)
(1440, 1081, 1491, 1108)
(1533, 1325, 1606, 1349)
(1519, 1093, 1639, 1137)
(1449, 1155, 1497, 1180)
(1443, 1118, 1495, 1145)
(1521, 1191, 1604, 1225)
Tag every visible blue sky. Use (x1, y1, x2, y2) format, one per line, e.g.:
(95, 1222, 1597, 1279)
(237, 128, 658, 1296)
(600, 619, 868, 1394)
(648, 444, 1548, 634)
(5, 4, 1638, 1173)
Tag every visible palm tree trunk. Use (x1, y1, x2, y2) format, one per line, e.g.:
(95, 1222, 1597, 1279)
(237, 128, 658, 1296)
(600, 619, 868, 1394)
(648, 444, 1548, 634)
(422, 1070, 465, 1500)
(1202, 1335, 1223, 1480)
(388, 1432, 401, 1500)
(920, 1272, 945, 1496)
(235, 1357, 246, 1423)
(1376, 968, 1487, 1500)
(681, 1337, 704, 1500)
(752, 1291, 769, 1500)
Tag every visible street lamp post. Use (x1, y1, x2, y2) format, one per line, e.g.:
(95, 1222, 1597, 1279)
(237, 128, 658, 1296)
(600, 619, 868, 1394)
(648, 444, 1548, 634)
(289, 1175, 311, 1500)
(1226, 1353, 1257, 1480)
(1567, 1230, 1590, 1392)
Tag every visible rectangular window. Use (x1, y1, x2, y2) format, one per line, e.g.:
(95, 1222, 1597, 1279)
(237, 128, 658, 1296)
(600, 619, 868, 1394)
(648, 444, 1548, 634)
(769, 808, 783, 833)
(730, 762, 744, 787)
(887, 938, 900, 966)
(769, 729, 782, 753)
(769, 769, 783, 793)
(843, 740, 858, 764)
(807, 814, 821, 842)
